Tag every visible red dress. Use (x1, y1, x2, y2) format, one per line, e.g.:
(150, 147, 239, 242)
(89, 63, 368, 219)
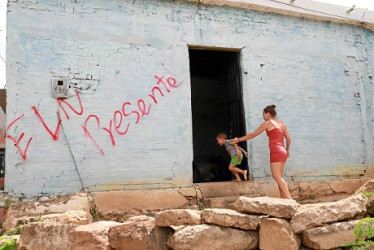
(266, 128, 287, 163)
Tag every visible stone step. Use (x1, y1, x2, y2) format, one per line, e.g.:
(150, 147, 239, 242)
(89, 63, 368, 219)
(202, 196, 238, 209)
(202, 195, 256, 209)
(87, 179, 367, 217)
(202, 192, 355, 210)
(196, 178, 369, 201)
(196, 180, 280, 199)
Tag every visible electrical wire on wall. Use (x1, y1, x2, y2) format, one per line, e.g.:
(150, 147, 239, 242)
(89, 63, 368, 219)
(57, 94, 97, 213)
(56, 96, 86, 193)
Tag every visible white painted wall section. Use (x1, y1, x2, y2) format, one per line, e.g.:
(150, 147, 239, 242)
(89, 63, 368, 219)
(5, 0, 374, 196)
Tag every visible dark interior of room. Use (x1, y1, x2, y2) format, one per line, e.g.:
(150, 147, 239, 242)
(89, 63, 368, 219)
(189, 48, 247, 183)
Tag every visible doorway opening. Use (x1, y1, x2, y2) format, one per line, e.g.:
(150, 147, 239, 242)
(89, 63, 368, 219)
(189, 47, 247, 183)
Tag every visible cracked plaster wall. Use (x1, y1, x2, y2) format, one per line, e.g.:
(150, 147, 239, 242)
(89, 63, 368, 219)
(4, 0, 374, 197)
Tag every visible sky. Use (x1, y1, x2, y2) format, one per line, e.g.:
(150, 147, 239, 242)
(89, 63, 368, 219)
(0, 0, 6, 89)
(0, 0, 374, 89)
(316, 0, 374, 10)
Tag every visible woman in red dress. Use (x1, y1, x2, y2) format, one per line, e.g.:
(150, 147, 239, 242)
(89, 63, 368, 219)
(231, 105, 292, 199)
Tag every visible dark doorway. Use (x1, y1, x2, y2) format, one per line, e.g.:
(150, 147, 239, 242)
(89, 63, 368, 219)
(189, 48, 247, 183)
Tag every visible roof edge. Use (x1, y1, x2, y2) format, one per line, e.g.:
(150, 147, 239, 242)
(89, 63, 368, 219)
(185, 0, 374, 31)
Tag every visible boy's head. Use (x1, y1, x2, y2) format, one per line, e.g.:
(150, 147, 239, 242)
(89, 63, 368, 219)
(216, 132, 227, 146)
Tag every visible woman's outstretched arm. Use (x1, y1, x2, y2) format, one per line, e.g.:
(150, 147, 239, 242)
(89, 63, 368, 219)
(232, 121, 269, 144)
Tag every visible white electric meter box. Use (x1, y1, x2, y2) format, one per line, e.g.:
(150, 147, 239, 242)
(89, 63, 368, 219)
(52, 76, 69, 98)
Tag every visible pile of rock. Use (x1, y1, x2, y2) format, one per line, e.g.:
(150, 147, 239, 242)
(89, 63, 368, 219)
(2, 180, 374, 249)
(158, 192, 368, 250)
(11, 194, 369, 249)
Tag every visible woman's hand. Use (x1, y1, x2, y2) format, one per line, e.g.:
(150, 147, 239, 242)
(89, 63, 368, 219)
(230, 137, 239, 144)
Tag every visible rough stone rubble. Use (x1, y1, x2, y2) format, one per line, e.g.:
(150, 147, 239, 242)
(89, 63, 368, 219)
(2, 179, 373, 249)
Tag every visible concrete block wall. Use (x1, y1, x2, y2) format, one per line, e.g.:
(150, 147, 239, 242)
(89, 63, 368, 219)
(5, 0, 374, 196)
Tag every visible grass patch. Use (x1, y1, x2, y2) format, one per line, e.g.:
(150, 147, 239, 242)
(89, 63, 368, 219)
(0, 238, 16, 250)
(345, 217, 374, 249)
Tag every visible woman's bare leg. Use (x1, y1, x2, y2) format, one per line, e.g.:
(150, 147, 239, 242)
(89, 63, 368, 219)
(270, 162, 291, 199)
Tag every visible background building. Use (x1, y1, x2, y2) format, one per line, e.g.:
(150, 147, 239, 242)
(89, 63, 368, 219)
(4, 0, 374, 197)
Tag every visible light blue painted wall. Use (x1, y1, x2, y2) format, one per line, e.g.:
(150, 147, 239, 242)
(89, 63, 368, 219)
(5, 0, 374, 196)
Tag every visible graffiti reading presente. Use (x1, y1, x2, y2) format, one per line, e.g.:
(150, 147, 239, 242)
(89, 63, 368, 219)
(7, 75, 183, 160)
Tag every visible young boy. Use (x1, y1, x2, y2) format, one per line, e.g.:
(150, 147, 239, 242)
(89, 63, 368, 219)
(216, 132, 248, 182)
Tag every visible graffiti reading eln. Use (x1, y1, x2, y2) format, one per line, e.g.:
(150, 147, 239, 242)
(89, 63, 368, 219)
(7, 75, 183, 160)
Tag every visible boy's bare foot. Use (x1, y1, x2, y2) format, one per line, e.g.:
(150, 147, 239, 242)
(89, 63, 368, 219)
(243, 170, 248, 180)
(234, 179, 241, 182)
